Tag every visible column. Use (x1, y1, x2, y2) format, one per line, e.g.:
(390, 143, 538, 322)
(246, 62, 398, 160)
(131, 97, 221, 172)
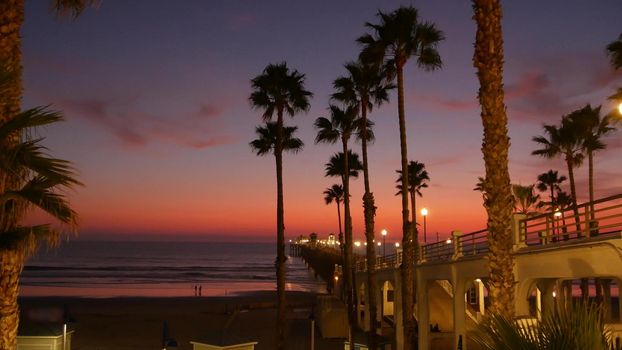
(453, 278, 467, 350)
(477, 279, 485, 317)
(394, 270, 404, 350)
(417, 276, 430, 350)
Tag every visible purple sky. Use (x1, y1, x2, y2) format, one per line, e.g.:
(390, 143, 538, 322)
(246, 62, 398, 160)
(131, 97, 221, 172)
(21, 0, 622, 241)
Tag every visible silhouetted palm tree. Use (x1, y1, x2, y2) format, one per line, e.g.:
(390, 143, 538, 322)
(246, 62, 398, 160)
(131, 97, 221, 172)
(606, 33, 622, 69)
(332, 60, 393, 347)
(324, 184, 345, 246)
(532, 118, 584, 234)
(395, 161, 430, 230)
(566, 105, 617, 220)
(536, 170, 567, 210)
(511, 184, 541, 216)
(472, 0, 516, 318)
(358, 7, 444, 345)
(249, 121, 303, 347)
(0, 105, 81, 349)
(249, 62, 311, 350)
(315, 104, 366, 339)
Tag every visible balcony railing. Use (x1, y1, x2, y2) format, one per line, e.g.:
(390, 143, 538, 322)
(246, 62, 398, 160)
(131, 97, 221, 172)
(519, 193, 622, 246)
(351, 194, 622, 272)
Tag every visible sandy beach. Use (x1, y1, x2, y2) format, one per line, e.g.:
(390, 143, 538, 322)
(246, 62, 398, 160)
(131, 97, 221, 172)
(19, 291, 345, 350)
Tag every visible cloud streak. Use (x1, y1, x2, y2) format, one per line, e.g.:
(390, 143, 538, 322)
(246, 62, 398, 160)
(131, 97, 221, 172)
(410, 52, 621, 124)
(56, 96, 233, 149)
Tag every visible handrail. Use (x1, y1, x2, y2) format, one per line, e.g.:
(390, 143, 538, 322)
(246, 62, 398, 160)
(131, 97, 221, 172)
(458, 229, 489, 257)
(346, 194, 622, 272)
(520, 194, 622, 247)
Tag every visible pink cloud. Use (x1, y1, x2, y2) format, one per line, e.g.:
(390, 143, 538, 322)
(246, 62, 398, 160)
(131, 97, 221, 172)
(55, 97, 233, 149)
(196, 103, 226, 119)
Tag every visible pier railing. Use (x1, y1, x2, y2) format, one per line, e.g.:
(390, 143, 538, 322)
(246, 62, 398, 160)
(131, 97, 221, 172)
(345, 193, 622, 272)
(519, 193, 622, 246)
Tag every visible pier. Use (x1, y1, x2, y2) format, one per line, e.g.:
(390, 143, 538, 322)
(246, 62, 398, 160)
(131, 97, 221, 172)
(293, 193, 622, 349)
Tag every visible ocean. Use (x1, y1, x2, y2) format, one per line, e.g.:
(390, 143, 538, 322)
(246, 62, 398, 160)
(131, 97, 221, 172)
(20, 241, 326, 298)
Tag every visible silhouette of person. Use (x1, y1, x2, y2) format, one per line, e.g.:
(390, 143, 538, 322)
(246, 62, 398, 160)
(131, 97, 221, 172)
(194, 285, 197, 296)
(199, 285, 202, 296)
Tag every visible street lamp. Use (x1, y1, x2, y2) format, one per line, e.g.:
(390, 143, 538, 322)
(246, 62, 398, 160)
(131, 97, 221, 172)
(420, 208, 428, 243)
(381, 229, 388, 257)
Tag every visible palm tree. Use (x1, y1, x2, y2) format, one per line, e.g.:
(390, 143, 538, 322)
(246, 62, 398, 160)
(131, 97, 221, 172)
(323, 184, 345, 246)
(0, 105, 81, 349)
(511, 184, 541, 216)
(249, 62, 311, 350)
(606, 33, 622, 69)
(395, 161, 430, 231)
(315, 105, 367, 339)
(331, 60, 393, 347)
(249, 121, 303, 347)
(536, 170, 567, 210)
(358, 7, 444, 346)
(566, 105, 617, 221)
(532, 118, 584, 234)
(472, 0, 516, 318)
(1, 4, 91, 348)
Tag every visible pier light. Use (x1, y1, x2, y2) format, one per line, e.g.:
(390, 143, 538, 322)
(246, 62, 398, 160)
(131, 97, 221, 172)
(334, 275, 339, 282)
(381, 229, 388, 257)
(377, 242, 381, 246)
(446, 238, 452, 244)
(554, 209, 562, 218)
(475, 278, 482, 283)
(420, 208, 428, 243)
(364, 242, 367, 246)
(552, 291, 557, 298)
(395, 242, 400, 248)
(354, 241, 361, 247)
(618, 101, 622, 115)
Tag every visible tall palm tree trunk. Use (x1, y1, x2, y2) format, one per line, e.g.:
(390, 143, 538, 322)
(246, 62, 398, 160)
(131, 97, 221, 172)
(473, 0, 515, 318)
(396, 62, 416, 349)
(0, 249, 23, 350)
(336, 199, 343, 246)
(410, 191, 417, 239)
(0, 4, 25, 349)
(588, 151, 595, 222)
(341, 140, 355, 345)
(361, 100, 378, 349)
(565, 158, 582, 234)
(275, 111, 286, 350)
(0, 0, 23, 124)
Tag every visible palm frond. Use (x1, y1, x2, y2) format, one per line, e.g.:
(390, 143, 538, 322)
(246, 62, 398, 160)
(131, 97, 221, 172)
(0, 107, 63, 142)
(4, 176, 78, 226)
(0, 225, 60, 254)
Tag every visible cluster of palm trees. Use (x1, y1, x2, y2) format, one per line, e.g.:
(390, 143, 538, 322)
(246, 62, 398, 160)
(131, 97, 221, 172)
(248, 5, 445, 348)
(532, 104, 618, 223)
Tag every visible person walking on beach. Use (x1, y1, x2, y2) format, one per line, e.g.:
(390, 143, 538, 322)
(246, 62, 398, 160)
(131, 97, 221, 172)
(199, 285, 202, 296)
(194, 285, 197, 296)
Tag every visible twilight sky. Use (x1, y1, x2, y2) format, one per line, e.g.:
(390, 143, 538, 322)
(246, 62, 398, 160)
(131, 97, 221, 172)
(21, 0, 622, 242)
